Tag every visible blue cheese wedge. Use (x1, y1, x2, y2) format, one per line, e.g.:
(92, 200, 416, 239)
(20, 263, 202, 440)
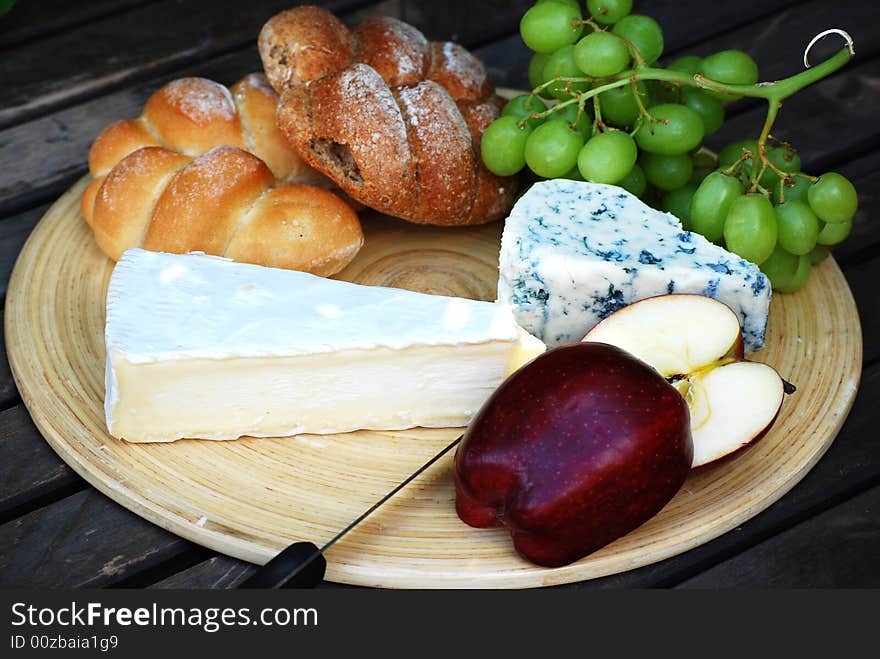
(498, 180, 771, 352)
(105, 249, 544, 442)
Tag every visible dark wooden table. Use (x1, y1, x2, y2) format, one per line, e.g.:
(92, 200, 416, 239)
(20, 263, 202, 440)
(0, 0, 877, 590)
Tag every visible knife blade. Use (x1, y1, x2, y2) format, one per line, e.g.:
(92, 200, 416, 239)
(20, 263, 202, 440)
(239, 433, 463, 589)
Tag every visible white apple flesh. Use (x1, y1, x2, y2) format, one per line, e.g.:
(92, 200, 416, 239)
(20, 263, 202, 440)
(685, 361, 785, 467)
(582, 294, 787, 468)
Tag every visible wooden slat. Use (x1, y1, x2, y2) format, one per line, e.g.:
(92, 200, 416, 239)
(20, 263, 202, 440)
(674, 485, 880, 588)
(0, 489, 192, 588)
(394, 0, 534, 47)
(0, 0, 379, 130)
(841, 258, 880, 365)
(0, 405, 83, 520)
(0, 205, 45, 296)
(0, 311, 16, 409)
(677, 0, 877, 78)
(0, 0, 159, 49)
(149, 555, 255, 589)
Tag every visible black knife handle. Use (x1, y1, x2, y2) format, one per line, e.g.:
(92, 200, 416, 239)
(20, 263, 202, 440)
(239, 542, 326, 589)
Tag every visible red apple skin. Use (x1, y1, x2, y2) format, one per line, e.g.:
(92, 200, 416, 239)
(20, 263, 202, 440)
(454, 342, 694, 568)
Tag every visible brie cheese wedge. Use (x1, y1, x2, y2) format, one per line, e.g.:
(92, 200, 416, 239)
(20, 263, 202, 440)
(104, 249, 544, 442)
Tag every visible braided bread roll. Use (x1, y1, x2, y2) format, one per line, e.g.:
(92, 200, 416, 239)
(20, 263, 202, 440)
(258, 6, 519, 226)
(81, 145, 364, 276)
(87, 73, 327, 185)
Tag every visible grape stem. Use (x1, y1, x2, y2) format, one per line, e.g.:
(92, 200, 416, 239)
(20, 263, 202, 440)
(531, 30, 855, 193)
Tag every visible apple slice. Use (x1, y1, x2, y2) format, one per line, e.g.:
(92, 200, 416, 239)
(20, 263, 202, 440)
(582, 294, 788, 467)
(685, 361, 784, 467)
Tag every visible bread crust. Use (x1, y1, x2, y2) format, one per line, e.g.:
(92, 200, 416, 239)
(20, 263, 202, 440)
(279, 63, 417, 219)
(226, 183, 364, 275)
(427, 41, 494, 102)
(142, 78, 246, 156)
(87, 73, 325, 184)
(259, 5, 353, 93)
(87, 145, 364, 275)
(90, 147, 192, 260)
(353, 17, 429, 87)
(88, 119, 160, 177)
(394, 82, 475, 223)
(259, 5, 519, 226)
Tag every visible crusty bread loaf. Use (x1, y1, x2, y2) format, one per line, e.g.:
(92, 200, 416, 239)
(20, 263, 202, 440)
(258, 6, 519, 226)
(82, 145, 363, 276)
(88, 73, 326, 185)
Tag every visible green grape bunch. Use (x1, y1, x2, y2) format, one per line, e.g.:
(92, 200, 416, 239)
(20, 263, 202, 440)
(480, 0, 859, 294)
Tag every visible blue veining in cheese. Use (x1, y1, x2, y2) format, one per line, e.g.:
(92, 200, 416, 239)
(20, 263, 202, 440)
(497, 180, 771, 353)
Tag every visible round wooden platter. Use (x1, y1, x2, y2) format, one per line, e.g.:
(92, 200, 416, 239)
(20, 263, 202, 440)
(5, 177, 863, 588)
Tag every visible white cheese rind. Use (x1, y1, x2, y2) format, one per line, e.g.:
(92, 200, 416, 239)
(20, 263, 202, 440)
(498, 180, 772, 353)
(105, 249, 542, 442)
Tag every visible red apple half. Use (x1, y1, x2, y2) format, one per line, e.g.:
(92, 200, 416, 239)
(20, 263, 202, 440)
(582, 294, 787, 468)
(454, 342, 693, 567)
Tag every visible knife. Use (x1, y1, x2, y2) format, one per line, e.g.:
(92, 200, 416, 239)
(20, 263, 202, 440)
(239, 433, 463, 589)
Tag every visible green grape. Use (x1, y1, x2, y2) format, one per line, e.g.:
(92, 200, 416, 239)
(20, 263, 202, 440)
(808, 172, 858, 224)
(635, 103, 704, 155)
(690, 149, 716, 185)
(690, 171, 744, 243)
(502, 94, 547, 130)
(562, 164, 585, 181)
(573, 31, 631, 77)
(612, 14, 664, 64)
(786, 254, 812, 293)
(599, 81, 648, 127)
(617, 163, 647, 197)
(699, 50, 759, 101)
(667, 55, 702, 75)
(577, 131, 638, 184)
(768, 145, 801, 175)
(810, 244, 830, 265)
(645, 79, 680, 104)
(529, 53, 552, 95)
(587, 0, 633, 25)
(662, 183, 698, 230)
(524, 119, 585, 178)
(640, 152, 693, 191)
(718, 140, 758, 168)
(681, 88, 724, 136)
(547, 102, 593, 140)
(759, 145, 801, 191)
(760, 245, 811, 293)
(542, 45, 591, 100)
(778, 175, 812, 204)
(775, 200, 819, 255)
(724, 194, 778, 264)
(481, 116, 532, 176)
(816, 218, 853, 246)
(520, 2, 584, 54)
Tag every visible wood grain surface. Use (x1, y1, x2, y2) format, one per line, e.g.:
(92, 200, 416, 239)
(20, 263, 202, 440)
(3, 176, 863, 588)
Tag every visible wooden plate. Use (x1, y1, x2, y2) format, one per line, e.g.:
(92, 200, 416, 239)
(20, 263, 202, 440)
(4, 177, 862, 588)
